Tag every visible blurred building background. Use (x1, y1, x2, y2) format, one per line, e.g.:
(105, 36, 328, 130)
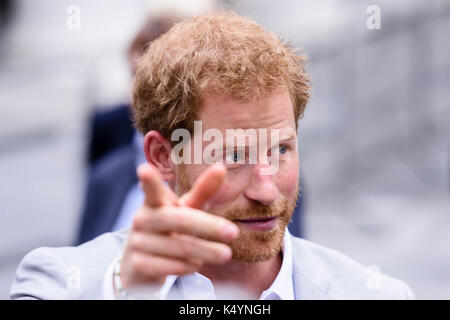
(0, 0, 449, 299)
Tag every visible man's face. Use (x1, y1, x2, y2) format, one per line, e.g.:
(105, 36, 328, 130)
(175, 88, 299, 262)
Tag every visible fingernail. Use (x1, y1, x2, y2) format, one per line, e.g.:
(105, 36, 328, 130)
(136, 163, 148, 177)
(136, 164, 145, 175)
(213, 162, 225, 171)
(221, 247, 232, 262)
(223, 224, 239, 239)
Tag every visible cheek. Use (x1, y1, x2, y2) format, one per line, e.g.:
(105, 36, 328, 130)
(277, 159, 299, 198)
(282, 174, 299, 198)
(207, 171, 247, 207)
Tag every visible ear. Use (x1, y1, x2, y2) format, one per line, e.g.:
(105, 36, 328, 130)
(143, 131, 176, 181)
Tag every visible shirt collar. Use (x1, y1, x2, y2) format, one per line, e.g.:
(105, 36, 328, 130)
(259, 228, 294, 300)
(158, 228, 295, 300)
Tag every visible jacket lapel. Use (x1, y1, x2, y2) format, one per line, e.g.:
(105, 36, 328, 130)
(290, 234, 332, 299)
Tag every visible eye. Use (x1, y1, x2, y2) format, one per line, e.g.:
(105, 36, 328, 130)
(279, 145, 288, 155)
(267, 145, 289, 159)
(225, 150, 244, 163)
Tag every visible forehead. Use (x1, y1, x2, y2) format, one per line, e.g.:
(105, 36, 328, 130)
(198, 88, 296, 133)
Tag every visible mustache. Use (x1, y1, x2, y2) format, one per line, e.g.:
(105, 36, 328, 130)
(222, 199, 290, 221)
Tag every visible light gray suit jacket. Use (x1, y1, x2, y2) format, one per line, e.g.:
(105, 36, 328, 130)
(10, 229, 415, 299)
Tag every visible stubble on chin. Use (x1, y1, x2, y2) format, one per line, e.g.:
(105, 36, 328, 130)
(177, 163, 299, 263)
(227, 196, 297, 263)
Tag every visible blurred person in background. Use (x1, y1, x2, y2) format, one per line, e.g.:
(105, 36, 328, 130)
(76, 0, 304, 245)
(0, 0, 14, 57)
(75, 3, 188, 245)
(11, 12, 414, 300)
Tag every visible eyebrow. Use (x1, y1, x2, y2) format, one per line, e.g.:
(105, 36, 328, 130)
(279, 132, 296, 141)
(222, 131, 297, 150)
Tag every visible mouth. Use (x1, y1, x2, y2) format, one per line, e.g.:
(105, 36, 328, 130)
(234, 216, 278, 231)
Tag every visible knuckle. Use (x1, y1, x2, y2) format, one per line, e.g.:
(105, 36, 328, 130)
(173, 210, 191, 230)
(128, 234, 143, 252)
(130, 253, 146, 273)
(149, 207, 166, 225)
(178, 242, 194, 257)
(132, 212, 146, 230)
(174, 263, 193, 275)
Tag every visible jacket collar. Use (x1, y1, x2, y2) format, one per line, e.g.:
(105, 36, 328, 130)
(289, 233, 332, 299)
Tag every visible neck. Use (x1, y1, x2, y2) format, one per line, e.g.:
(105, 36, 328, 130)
(198, 251, 282, 299)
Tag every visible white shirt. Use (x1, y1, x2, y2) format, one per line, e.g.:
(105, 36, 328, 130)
(104, 229, 295, 300)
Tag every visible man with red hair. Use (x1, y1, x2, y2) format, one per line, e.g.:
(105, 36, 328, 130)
(11, 12, 414, 300)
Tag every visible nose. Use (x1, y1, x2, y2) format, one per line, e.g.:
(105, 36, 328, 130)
(244, 164, 278, 206)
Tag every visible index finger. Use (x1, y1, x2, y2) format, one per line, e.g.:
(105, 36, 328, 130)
(179, 163, 226, 209)
(136, 205, 239, 243)
(137, 163, 179, 208)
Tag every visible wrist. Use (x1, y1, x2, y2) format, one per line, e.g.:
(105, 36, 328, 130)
(113, 259, 134, 300)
